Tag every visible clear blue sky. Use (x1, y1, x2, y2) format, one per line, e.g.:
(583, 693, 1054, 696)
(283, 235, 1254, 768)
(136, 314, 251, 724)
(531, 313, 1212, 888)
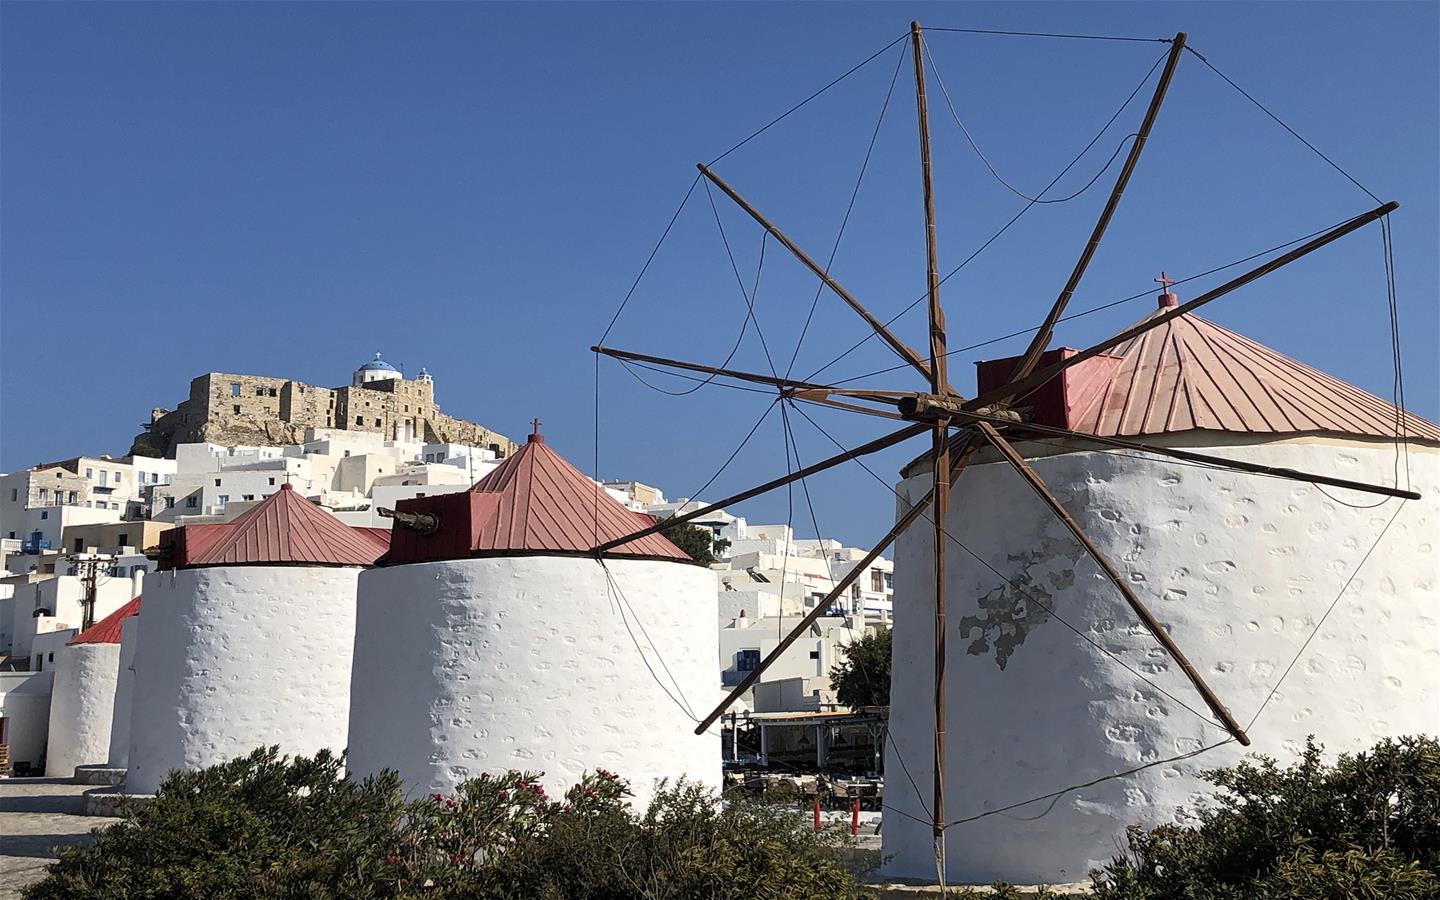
(3, 2, 1435, 548)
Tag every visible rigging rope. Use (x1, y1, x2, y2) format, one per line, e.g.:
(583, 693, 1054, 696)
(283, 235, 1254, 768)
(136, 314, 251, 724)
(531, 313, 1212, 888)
(820, 213, 1362, 389)
(598, 174, 700, 345)
(786, 39, 908, 380)
(707, 33, 910, 166)
(923, 38, 1159, 205)
(802, 46, 1173, 384)
(1184, 45, 1381, 204)
(924, 26, 1174, 44)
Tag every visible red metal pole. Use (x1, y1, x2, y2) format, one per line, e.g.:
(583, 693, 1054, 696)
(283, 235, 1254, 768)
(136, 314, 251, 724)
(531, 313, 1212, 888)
(813, 799, 821, 832)
(851, 798, 860, 836)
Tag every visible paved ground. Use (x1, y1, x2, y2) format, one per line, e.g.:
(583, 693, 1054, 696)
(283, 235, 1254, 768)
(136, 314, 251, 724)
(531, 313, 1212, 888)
(0, 778, 105, 899)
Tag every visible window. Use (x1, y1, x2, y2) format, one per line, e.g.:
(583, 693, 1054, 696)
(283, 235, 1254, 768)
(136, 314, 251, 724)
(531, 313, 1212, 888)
(242, 495, 254, 501)
(871, 570, 885, 593)
(48, 652, 54, 663)
(217, 495, 229, 504)
(268, 388, 277, 397)
(73, 538, 84, 552)
(165, 496, 176, 509)
(185, 497, 198, 508)
(808, 650, 820, 660)
(67, 491, 76, 504)
(39, 488, 48, 502)
(114, 471, 122, 483)
(85, 468, 93, 478)
(231, 383, 241, 397)
(355, 416, 364, 425)
(256, 386, 265, 396)
(117, 533, 129, 547)
(99, 471, 108, 487)
(214, 479, 222, 487)
(233, 405, 241, 414)
(736, 649, 761, 672)
(268, 477, 276, 486)
(374, 418, 381, 426)
(40, 510, 48, 519)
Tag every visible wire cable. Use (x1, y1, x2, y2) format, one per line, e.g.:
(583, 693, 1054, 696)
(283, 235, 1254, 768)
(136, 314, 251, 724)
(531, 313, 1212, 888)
(924, 37, 1153, 205)
(1245, 500, 1406, 731)
(801, 46, 1173, 384)
(598, 174, 701, 345)
(707, 33, 909, 166)
(820, 214, 1357, 389)
(924, 26, 1174, 44)
(1184, 45, 1381, 204)
(786, 40, 908, 381)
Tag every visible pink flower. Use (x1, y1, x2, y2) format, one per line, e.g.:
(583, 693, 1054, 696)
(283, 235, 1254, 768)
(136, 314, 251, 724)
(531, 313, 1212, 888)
(430, 792, 446, 802)
(444, 798, 458, 809)
(449, 853, 465, 865)
(384, 854, 400, 865)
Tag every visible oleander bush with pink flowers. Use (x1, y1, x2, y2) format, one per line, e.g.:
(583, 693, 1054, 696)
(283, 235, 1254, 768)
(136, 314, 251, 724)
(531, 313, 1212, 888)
(25, 747, 866, 899)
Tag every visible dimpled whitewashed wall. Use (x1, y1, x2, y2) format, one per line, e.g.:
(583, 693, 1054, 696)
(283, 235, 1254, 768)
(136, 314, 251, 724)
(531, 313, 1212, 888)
(883, 437, 1439, 885)
(44, 642, 122, 777)
(347, 556, 719, 803)
(106, 615, 140, 769)
(126, 566, 360, 794)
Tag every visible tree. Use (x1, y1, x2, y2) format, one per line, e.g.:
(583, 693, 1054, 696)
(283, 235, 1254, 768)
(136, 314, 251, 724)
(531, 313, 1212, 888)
(829, 627, 891, 710)
(658, 518, 717, 565)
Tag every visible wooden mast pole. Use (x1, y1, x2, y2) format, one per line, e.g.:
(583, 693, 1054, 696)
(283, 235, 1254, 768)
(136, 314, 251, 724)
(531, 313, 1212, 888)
(910, 18, 951, 852)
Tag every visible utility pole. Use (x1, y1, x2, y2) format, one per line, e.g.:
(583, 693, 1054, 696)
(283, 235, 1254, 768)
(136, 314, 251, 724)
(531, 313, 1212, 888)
(69, 553, 116, 632)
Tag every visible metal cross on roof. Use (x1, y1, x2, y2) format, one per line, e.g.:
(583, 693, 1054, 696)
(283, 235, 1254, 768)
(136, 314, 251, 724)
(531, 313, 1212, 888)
(1155, 271, 1177, 292)
(531, 418, 542, 436)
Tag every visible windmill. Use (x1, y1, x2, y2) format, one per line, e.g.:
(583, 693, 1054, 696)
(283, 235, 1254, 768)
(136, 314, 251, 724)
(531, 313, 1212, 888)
(591, 21, 1416, 869)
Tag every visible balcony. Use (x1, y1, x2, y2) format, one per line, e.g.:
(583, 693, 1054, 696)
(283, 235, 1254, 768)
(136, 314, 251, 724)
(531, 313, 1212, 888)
(19, 538, 51, 555)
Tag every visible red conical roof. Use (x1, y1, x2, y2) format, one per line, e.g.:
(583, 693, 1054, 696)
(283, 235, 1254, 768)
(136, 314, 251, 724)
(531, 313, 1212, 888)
(383, 431, 690, 564)
(68, 595, 141, 645)
(185, 484, 389, 568)
(972, 298, 1440, 443)
(1064, 306, 1440, 441)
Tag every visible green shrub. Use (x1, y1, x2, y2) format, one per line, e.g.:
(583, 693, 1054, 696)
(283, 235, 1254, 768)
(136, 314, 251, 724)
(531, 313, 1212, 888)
(27, 752, 865, 899)
(1090, 735, 1440, 900)
(25, 746, 406, 899)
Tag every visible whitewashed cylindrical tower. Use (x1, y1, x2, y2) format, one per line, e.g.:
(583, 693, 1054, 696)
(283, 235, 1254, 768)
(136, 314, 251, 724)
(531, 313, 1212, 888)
(43, 596, 139, 777)
(106, 611, 142, 769)
(883, 294, 1440, 884)
(126, 485, 387, 794)
(348, 427, 719, 803)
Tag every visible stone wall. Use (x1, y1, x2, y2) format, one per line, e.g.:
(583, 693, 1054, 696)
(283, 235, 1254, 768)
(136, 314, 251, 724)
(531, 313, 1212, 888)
(132, 371, 516, 458)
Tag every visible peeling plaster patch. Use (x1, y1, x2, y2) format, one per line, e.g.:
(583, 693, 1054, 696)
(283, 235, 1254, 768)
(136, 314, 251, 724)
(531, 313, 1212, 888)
(958, 546, 1075, 670)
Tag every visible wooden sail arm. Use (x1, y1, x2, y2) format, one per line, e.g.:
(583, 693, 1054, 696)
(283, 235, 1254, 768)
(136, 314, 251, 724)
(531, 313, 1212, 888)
(590, 421, 931, 554)
(1007, 32, 1188, 385)
(967, 200, 1398, 412)
(592, 345, 833, 393)
(697, 163, 940, 387)
(694, 489, 934, 734)
(976, 422, 1250, 745)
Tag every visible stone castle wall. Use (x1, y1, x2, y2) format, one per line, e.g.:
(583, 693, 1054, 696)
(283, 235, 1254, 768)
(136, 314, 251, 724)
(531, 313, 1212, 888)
(132, 371, 515, 458)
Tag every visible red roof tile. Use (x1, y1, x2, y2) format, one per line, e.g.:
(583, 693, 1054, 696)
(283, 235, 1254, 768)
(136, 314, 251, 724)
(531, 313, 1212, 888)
(185, 484, 389, 568)
(68, 595, 141, 645)
(977, 298, 1440, 443)
(384, 432, 690, 564)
